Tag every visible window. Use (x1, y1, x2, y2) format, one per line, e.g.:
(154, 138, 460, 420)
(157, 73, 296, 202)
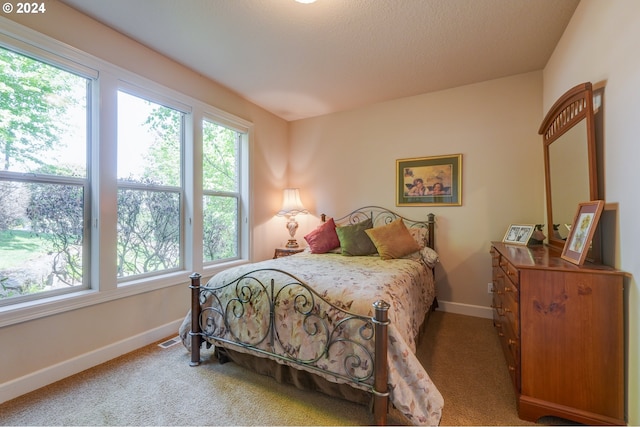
(0, 23, 252, 319)
(0, 46, 90, 304)
(116, 91, 185, 279)
(202, 119, 242, 263)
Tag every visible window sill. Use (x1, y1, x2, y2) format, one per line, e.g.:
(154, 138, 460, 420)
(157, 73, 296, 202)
(0, 259, 250, 328)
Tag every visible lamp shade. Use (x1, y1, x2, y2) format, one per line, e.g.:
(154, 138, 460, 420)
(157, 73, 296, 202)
(277, 188, 308, 216)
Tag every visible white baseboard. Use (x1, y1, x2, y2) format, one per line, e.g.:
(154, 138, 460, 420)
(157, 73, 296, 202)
(0, 319, 183, 405)
(436, 300, 493, 319)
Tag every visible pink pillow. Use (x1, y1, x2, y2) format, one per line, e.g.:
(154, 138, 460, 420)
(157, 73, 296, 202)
(304, 218, 340, 254)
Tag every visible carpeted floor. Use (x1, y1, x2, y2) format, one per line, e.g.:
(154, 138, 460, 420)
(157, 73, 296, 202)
(0, 311, 575, 425)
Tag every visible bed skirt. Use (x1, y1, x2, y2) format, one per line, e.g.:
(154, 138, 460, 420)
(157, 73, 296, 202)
(218, 346, 373, 405)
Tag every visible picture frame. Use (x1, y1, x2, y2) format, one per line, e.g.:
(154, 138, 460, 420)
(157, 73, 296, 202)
(502, 224, 535, 246)
(561, 200, 605, 265)
(396, 154, 462, 206)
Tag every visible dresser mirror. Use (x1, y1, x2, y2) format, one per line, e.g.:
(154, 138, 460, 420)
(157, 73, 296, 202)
(539, 82, 599, 255)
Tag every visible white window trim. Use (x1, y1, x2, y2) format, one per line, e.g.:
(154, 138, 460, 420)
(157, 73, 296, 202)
(114, 87, 187, 282)
(0, 17, 253, 328)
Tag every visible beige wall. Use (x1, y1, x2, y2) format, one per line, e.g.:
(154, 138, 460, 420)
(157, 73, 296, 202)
(4, 1, 636, 422)
(1, 0, 287, 401)
(542, 1, 640, 423)
(289, 72, 545, 313)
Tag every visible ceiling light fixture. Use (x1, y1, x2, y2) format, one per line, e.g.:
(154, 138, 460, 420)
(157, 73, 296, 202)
(295, 0, 317, 3)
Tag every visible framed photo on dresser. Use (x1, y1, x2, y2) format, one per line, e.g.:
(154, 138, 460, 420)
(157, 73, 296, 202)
(561, 200, 605, 265)
(502, 224, 535, 246)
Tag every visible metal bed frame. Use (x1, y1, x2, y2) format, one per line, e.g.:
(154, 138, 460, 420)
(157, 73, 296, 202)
(188, 206, 436, 425)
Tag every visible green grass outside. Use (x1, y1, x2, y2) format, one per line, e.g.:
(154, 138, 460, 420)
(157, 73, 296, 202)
(0, 229, 51, 269)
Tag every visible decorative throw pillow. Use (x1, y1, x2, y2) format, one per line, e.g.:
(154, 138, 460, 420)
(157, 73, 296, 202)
(404, 246, 440, 268)
(407, 227, 428, 249)
(304, 218, 340, 254)
(365, 218, 421, 260)
(420, 246, 440, 268)
(335, 218, 377, 256)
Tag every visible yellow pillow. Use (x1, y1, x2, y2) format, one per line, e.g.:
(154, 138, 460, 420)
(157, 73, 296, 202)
(365, 219, 421, 260)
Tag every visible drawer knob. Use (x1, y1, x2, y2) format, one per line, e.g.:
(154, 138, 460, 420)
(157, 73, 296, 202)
(508, 338, 517, 346)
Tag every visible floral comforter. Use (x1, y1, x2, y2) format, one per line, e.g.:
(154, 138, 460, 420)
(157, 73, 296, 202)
(179, 252, 443, 425)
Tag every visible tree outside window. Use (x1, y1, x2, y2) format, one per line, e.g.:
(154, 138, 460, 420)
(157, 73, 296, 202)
(0, 46, 89, 300)
(202, 119, 241, 262)
(116, 91, 184, 278)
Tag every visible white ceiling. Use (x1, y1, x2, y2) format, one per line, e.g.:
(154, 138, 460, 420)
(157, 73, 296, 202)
(60, 0, 580, 121)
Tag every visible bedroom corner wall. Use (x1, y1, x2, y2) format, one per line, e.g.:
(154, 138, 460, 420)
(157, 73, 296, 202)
(288, 71, 545, 318)
(542, 1, 640, 424)
(1, 0, 287, 403)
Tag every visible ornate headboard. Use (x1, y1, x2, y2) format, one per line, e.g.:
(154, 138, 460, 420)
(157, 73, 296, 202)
(321, 205, 435, 250)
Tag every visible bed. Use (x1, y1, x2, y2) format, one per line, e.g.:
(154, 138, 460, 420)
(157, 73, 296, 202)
(179, 206, 444, 425)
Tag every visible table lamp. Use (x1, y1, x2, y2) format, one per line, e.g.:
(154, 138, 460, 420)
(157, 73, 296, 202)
(276, 188, 308, 248)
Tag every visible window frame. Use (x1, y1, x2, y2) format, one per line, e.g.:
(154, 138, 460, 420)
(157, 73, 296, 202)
(0, 42, 94, 306)
(198, 108, 252, 274)
(0, 174, 92, 303)
(115, 86, 189, 282)
(201, 117, 247, 265)
(0, 17, 253, 327)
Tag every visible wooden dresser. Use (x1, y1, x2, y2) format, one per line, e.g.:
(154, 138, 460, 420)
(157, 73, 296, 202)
(490, 242, 625, 425)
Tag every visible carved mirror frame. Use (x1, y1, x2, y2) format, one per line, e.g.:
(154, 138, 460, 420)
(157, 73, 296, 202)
(538, 82, 599, 255)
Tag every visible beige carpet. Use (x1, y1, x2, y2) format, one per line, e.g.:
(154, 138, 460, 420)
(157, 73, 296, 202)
(0, 311, 572, 425)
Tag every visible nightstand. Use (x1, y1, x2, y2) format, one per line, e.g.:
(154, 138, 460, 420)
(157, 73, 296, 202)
(273, 247, 304, 259)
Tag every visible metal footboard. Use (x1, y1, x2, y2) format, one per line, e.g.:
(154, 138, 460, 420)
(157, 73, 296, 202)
(188, 269, 391, 425)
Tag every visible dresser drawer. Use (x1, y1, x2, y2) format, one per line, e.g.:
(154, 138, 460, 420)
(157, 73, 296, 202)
(502, 288, 519, 336)
(491, 244, 522, 393)
(493, 285, 519, 335)
(490, 247, 500, 267)
(492, 268, 518, 331)
(498, 320, 521, 392)
(503, 273, 519, 301)
(499, 257, 520, 287)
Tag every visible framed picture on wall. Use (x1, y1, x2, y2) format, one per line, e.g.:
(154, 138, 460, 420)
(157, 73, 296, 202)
(502, 224, 535, 246)
(561, 200, 605, 265)
(396, 154, 462, 206)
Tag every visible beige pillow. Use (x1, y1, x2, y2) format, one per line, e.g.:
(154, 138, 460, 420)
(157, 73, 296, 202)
(365, 218, 421, 260)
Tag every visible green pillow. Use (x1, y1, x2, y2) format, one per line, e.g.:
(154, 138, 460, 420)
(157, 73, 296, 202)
(335, 218, 378, 256)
